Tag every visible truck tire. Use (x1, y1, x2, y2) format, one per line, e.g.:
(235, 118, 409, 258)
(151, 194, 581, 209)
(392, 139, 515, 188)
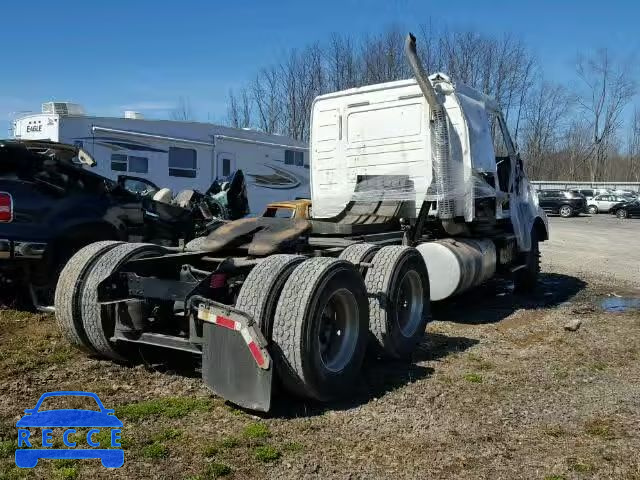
(513, 228, 540, 294)
(338, 243, 380, 273)
(271, 258, 368, 401)
(54, 241, 123, 350)
(235, 254, 305, 340)
(80, 243, 166, 361)
(365, 246, 430, 359)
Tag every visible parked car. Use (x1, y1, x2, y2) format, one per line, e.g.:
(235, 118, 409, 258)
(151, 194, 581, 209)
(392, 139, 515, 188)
(572, 189, 595, 201)
(0, 140, 247, 308)
(538, 190, 586, 217)
(610, 199, 640, 219)
(612, 189, 638, 199)
(587, 194, 633, 214)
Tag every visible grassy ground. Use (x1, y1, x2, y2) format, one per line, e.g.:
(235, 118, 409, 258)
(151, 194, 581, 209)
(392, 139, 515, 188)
(0, 269, 639, 479)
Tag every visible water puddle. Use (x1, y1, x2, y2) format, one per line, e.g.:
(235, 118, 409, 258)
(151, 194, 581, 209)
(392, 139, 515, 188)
(601, 297, 640, 313)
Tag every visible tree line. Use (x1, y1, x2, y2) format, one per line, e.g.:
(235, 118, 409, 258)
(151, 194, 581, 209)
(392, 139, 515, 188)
(217, 24, 638, 182)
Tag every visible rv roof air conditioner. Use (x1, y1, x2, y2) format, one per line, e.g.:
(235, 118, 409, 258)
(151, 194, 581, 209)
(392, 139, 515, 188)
(41, 102, 85, 116)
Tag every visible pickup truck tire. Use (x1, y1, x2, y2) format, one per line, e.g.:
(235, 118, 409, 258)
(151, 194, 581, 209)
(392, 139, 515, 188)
(235, 254, 305, 340)
(365, 246, 430, 359)
(272, 258, 368, 401)
(513, 228, 540, 294)
(54, 241, 123, 350)
(338, 243, 380, 273)
(81, 243, 166, 361)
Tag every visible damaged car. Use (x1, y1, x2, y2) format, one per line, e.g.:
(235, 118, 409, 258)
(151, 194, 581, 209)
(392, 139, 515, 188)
(0, 140, 248, 309)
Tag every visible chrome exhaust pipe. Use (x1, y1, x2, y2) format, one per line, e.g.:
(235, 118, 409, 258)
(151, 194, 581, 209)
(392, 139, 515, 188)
(404, 33, 441, 109)
(405, 32, 455, 220)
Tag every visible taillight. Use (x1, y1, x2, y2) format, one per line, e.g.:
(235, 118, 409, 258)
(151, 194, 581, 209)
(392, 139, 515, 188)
(0, 192, 12, 222)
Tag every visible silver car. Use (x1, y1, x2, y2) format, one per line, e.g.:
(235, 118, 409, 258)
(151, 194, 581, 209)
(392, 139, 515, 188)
(587, 194, 632, 214)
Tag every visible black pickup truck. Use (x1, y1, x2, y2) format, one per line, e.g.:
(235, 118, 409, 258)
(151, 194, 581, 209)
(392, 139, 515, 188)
(0, 140, 247, 308)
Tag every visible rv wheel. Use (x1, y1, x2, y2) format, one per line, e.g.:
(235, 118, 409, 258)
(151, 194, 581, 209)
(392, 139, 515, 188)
(80, 243, 166, 361)
(365, 246, 430, 359)
(54, 241, 123, 350)
(271, 258, 368, 401)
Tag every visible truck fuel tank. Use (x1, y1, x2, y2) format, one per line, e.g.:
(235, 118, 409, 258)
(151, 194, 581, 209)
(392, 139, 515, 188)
(416, 238, 496, 301)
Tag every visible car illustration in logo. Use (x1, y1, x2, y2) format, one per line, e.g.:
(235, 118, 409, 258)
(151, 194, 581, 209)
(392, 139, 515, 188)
(15, 391, 123, 468)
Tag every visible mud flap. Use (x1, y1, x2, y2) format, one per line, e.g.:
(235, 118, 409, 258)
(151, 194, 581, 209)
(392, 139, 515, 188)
(197, 302, 273, 412)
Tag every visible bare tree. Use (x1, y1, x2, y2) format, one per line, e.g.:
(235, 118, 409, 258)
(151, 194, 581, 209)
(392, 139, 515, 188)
(223, 23, 547, 155)
(521, 81, 573, 179)
(360, 26, 410, 85)
(625, 108, 640, 181)
(226, 88, 252, 128)
(239, 88, 252, 128)
(575, 49, 636, 181)
(226, 89, 240, 128)
(170, 96, 193, 121)
(326, 33, 359, 91)
(251, 66, 282, 134)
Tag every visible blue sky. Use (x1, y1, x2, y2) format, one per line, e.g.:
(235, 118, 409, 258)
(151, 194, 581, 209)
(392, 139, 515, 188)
(1, 0, 638, 135)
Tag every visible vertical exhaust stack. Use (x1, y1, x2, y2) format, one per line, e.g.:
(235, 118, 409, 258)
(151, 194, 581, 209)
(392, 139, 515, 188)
(405, 33, 455, 219)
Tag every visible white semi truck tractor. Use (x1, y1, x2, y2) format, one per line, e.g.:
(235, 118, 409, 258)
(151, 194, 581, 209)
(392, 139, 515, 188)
(55, 34, 548, 411)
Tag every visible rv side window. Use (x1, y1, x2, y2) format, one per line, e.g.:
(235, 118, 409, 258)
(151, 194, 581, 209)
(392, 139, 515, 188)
(222, 158, 231, 177)
(295, 151, 304, 166)
(111, 154, 127, 172)
(285, 150, 294, 165)
(128, 156, 148, 174)
(169, 147, 197, 178)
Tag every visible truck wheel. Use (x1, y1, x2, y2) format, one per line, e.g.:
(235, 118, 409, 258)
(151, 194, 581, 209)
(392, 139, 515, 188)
(235, 254, 305, 340)
(365, 246, 430, 359)
(513, 228, 540, 294)
(54, 241, 123, 350)
(338, 243, 380, 273)
(271, 258, 368, 401)
(81, 243, 166, 361)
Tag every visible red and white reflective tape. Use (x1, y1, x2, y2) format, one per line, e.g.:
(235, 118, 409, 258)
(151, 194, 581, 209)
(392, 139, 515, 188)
(197, 305, 270, 370)
(239, 324, 269, 370)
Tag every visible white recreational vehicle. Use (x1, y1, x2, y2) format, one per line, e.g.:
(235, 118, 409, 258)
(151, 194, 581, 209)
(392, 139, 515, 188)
(12, 102, 309, 215)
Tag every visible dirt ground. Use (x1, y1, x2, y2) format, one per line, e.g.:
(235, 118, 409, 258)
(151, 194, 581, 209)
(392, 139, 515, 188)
(1, 215, 639, 480)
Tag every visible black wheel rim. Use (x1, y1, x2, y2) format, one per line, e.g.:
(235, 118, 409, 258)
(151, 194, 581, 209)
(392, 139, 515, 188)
(395, 270, 424, 338)
(317, 288, 359, 373)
